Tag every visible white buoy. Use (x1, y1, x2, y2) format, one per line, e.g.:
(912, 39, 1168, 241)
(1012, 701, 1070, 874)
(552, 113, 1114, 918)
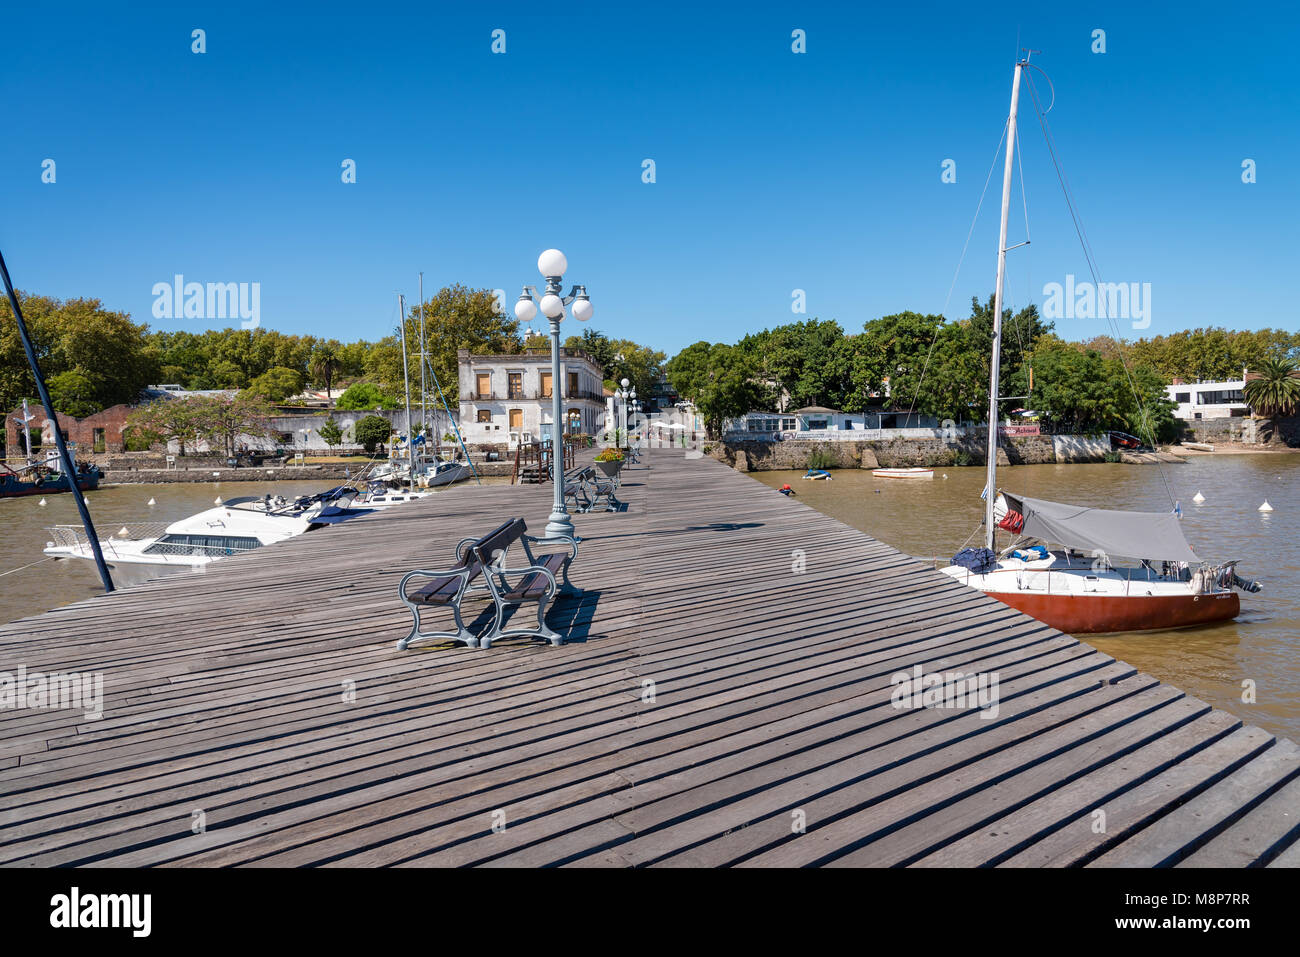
(942, 474, 948, 479)
(118, 527, 129, 537)
(1192, 491, 1205, 503)
(1259, 500, 1273, 512)
(214, 496, 223, 505)
(147, 497, 156, 506)
(38, 497, 47, 506)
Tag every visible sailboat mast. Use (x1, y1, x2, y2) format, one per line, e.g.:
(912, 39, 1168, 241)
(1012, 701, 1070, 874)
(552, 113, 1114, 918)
(398, 292, 414, 492)
(418, 272, 427, 448)
(984, 59, 1024, 551)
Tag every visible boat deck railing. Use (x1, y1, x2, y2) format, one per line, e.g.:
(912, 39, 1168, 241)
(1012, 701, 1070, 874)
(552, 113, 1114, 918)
(45, 522, 262, 561)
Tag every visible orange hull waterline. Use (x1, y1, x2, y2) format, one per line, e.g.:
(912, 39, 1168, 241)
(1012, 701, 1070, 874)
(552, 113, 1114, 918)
(985, 589, 1241, 635)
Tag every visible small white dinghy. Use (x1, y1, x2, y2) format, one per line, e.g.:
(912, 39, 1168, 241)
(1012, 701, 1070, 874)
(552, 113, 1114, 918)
(872, 467, 934, 480)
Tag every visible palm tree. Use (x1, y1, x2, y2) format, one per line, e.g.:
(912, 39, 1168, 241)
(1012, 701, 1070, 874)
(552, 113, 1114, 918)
(1244, 357, 1300, 444)
(309, 346, 341, 399)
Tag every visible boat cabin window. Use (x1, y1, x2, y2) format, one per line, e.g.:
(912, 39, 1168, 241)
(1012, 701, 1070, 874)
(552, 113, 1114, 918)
(143, 533, 262, 555)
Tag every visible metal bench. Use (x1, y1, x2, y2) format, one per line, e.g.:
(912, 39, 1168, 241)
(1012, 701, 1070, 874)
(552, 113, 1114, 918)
(396, 518, 578, 650)
(563, 466, 594, 512)
(587, 470, 621, 511)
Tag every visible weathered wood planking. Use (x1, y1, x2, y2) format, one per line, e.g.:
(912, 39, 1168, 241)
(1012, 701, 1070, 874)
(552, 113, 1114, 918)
(0, 450, 1296, 868)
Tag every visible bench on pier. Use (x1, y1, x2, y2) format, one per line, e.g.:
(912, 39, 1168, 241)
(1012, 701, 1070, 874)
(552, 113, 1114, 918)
(396, 517, 578, 650)
(563, 466, 594, 512)
(563, 466, 621, 513)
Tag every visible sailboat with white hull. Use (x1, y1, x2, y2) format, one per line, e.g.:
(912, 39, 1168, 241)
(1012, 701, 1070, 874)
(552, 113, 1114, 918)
(941, 55, 1260, 635)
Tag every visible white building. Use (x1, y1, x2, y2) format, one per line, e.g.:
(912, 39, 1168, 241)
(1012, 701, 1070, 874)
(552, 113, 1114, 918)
(457, 348, 606, 446)
(731, 406, 940, 436)
(1166, 373, 1249, 420)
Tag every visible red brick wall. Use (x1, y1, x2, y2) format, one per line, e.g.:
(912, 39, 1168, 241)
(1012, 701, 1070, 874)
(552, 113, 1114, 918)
(5, 404, 135, 457)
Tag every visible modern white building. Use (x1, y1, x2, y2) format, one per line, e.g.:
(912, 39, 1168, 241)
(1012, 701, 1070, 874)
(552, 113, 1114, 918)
(1166, 373, 1249, 420)
(731, 406, 940, 436)
(457, 348, 606, 446)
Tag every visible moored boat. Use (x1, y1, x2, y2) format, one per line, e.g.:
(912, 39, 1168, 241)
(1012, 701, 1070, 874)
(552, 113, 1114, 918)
(0, 460, 101, 498)
(939, 53, 1258, 634)
(44, 487, 363, 568)
(872, 467, 933, 480)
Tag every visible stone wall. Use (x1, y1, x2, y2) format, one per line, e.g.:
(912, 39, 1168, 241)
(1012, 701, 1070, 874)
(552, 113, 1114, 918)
(712, 433, 1085, 472)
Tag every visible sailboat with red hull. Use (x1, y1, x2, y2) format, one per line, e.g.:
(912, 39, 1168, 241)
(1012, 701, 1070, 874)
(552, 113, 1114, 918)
(940, 55, 1259, 635)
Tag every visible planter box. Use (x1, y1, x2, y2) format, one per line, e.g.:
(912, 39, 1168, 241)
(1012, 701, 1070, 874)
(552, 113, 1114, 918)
(594, 459, 625, 478)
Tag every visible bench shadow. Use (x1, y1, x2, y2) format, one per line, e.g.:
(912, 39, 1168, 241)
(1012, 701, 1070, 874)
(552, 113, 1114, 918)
(577, 520, 765, 544)
(458, 587, 605, 648)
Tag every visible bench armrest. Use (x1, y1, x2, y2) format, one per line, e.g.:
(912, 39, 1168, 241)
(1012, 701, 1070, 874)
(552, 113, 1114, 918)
(521, 533, 577, 564)
(454, 536, 479, 563)
(398, 566, 472, 599)
(493, 562, 558, 596)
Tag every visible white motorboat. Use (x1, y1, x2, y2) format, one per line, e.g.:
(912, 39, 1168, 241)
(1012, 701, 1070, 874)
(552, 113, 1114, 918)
(44, 487, 360, 568)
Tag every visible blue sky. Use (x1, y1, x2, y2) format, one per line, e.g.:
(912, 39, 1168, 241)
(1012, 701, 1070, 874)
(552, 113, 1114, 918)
(4, 0, 1297, 356)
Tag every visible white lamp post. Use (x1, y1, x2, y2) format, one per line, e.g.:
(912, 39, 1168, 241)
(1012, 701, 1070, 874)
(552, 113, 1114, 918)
(513, 249, 593, 539)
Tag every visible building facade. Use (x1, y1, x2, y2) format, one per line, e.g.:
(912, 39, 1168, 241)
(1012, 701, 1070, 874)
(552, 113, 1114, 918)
(456, 348, 606, 446)
(730, 407, 941, 436)
(1166, 374, 1249, 420)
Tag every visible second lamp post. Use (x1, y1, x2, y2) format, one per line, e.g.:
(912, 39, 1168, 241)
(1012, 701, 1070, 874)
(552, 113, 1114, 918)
(614, 379, 639, 453)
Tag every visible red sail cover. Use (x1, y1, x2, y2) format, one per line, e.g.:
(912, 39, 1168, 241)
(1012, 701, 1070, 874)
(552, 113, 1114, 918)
(997, 493, 1025, 533)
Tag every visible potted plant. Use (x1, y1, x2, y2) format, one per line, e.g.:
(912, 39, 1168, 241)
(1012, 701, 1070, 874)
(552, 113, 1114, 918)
(594, 447, 626, 479)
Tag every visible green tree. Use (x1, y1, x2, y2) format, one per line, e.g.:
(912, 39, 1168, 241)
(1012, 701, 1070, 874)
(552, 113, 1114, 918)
(336, 381, 399, 410)
(125, 396, 205, 455)
(207, 359, 248, 390)
(193, 393, 278, 456)
(1244, 358, 1300, 444)
(47, 370, 100, 418)
(1014, 340, 1177, 442)
(244, 366, 305, 402)
(354, 414, 392, 454)
(318, 417, 344, 453)
(666, 342, 769, 438)
(1, 292, 158, 415)
(309, 345, 341, 396)
(404, 285, 522, 395)
(737, 319, 844, 409)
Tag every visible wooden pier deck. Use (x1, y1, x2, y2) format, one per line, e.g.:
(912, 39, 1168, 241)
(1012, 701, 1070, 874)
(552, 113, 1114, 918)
(1, 449, 1297, 868)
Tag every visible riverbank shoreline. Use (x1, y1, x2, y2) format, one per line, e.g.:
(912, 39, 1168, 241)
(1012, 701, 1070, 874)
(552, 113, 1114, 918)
(709, 432, 1300, 473)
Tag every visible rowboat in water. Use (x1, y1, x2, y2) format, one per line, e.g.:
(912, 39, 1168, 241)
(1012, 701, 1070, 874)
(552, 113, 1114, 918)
(872, 467, 934, 480)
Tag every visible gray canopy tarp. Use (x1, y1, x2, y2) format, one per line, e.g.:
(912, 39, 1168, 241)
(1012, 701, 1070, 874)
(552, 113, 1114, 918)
(1001, 492, 1201, 563)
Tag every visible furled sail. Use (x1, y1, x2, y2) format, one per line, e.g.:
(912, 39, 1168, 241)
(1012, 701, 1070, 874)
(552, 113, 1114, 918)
(995, 492, 1200, 563)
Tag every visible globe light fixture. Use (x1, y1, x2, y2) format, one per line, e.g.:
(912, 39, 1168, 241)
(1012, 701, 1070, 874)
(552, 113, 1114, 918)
(572, 290, 593, 322)
(514, 291, 538, 324)
(539, 293, 565, 319)
(537, 248, 568, 278)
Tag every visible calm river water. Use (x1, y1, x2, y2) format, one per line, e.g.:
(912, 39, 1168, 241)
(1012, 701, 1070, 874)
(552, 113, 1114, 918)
(748, 455, 1300, 743)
